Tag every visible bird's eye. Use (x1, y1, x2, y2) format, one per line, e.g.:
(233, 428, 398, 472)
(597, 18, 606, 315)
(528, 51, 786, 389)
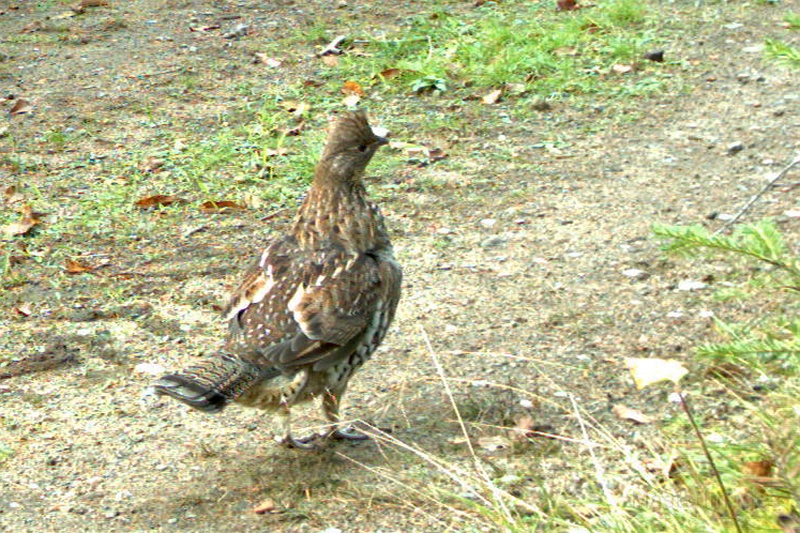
(357, 144, 369, 153)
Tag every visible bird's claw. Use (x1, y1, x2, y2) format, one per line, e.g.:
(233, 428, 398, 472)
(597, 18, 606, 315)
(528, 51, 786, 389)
(277, 432, 325, 450)
(329, 425, 369, 441)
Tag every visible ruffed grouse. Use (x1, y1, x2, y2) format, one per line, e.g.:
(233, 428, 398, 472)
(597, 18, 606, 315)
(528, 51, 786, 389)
(153, 110, 402, 449)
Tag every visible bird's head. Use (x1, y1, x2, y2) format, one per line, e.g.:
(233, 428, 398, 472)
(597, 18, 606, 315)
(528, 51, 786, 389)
(317, 110, 388, 184)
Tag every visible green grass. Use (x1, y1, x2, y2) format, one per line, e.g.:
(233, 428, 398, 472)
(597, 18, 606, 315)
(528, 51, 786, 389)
(765, 38, 800, 68)
(337, 0, 669, 98)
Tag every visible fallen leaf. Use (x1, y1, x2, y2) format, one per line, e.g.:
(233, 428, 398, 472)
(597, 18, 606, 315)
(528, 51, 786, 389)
(263, 147, 289, 157)
(625, 357, 689, 390)
(70, 0, 108, 13)
(3, 217, 40, 237)
(612, 64, 633, 74)
(612, 404, 653, 424)
(4, 185, 24, 205)
(477, 435, 512, 453)
(189, 25, 221, 32)
(254, 53, 282, 68)
(9, 99, 32, 116)
(557, 0, 579, 11)
(253, 499, 278, 514)
(14, 302, 33, 317)
(139, 156, 165, 173)
(510, 415, 537, 442)
(505, 82, 527, 95)
(302, 79, 326, 88)
(321, 54, 339, 67)
(482, 88, 503, 105)
(427, 147, 448, 162)
(200, 200, 246, 213)
(279, 100, 310, 117)
(134, 362, 166, 376)
(64, 258, 95, 274)
(742, 459, 774, 478)
(677, 279, 708, 291)
(283, 122, 305, 136)
(135, 195, 186, 210)
(642, 455, 678, 476)
(342, 80, 364, 96)
(379, 68, 402, 79)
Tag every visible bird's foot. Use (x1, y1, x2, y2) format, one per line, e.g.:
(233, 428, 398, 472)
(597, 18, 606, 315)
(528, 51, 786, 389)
(329, 425, 369, 442)
(276, 432, 325, 450)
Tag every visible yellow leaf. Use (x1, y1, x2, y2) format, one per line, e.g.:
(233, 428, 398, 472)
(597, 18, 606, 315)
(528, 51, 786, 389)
(624, 357, 688, 390)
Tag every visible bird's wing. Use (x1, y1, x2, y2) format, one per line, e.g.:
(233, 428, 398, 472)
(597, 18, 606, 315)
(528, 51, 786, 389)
(263, 249, 401, 370)
(224, 240, 400, 371)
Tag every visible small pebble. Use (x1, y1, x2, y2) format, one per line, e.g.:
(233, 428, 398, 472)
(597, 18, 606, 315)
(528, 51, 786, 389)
(480, 236, 507, 249)
(727, 141, 744, 154)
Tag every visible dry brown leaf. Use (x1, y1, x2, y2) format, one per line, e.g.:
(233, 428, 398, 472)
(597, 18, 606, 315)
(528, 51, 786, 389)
(4, 185, 24, 205)
(284, 122, 305, 136)
(9, 99, 32, 116)
(302, 79, 326, 88)
(189, 25, 221, 32)
(135, 195, 186, 209)
(200, 200, 246, 213)
(557, 0, 579, 10)
(64, 259, 94, 274)
(14, 302, 33, 317)
(279, 100, 310, 117)
(342, 80, 365, 96)
(321, 54, 339, 67)
(482, 88, 503, 105)
(3, 217, 40, 237)
(742, 459, 774, 478)
(379, 68, 402, 80)
(510, 415, 537, 442)
(254, 53, 282, 68)
(428, 147, 448, 162)
(477, 435, 512, 453)
(253, 499, 277, 514)
(263, 147, 289, 157)
(612, 404, 653, 424)
(70, 0, 108, 14)
(625, 357, 688, 390)
(139, 156, 164, 173)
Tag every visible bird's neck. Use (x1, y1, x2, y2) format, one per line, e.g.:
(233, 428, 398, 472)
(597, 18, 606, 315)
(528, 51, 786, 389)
(293, 178, 388, 253)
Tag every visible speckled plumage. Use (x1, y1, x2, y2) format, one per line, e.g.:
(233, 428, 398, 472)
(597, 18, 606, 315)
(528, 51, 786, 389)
(154, 111, 402, 447)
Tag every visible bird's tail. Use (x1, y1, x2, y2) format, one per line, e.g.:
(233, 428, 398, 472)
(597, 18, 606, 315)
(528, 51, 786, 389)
(153, 354, 279, 413)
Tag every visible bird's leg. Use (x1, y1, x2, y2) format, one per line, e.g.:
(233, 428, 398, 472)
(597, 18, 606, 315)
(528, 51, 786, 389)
(276, 404, 323, 450)
(322, 388, 368, 442)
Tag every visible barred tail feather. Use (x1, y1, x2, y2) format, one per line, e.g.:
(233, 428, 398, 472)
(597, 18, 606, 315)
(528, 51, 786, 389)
(153, 354, 278, 413)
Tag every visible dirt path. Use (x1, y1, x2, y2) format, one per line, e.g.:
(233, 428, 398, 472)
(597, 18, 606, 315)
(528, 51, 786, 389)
(1, 1, 798, 531)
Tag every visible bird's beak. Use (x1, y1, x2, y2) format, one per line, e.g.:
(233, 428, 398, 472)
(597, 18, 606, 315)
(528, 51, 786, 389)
(372, 126, 390, 146)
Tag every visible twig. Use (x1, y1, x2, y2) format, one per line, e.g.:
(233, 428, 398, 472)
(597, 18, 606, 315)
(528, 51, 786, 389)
(716, 154, 800, 234)
(679, 392, 743, 533)
(317, 35, 347, 56)
(569, 393, 617, 507)
(419, 326, 515, 522)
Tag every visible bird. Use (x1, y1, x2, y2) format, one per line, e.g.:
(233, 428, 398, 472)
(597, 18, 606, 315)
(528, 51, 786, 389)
(153, 110, 402, 449)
